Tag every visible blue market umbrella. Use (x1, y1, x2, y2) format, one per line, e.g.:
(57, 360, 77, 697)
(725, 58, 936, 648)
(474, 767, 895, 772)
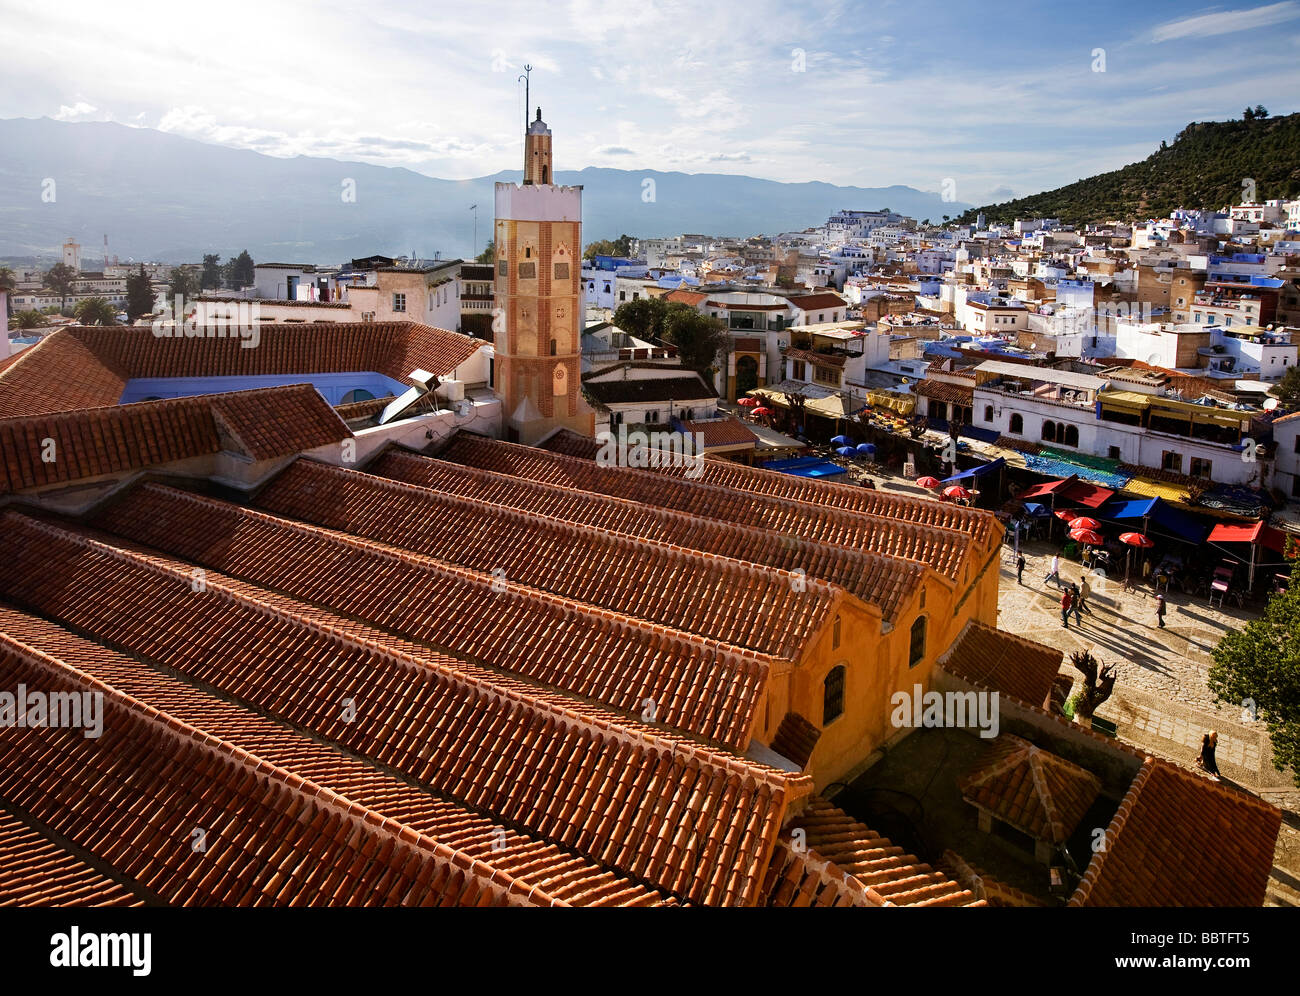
(835, 446, 856, 457)
(855, 443, 876, 455)
(830, 434, 853, 446)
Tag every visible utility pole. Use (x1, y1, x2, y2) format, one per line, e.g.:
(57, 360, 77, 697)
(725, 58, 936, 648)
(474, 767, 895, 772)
(469, 204, 478, 259)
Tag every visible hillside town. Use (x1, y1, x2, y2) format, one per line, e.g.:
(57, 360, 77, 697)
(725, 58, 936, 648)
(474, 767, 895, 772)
(1, 90, 1299, 927)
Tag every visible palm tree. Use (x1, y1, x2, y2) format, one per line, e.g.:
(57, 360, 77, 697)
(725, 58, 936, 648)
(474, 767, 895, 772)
(45, 262, 77, 313)
(72, 297, 117, 326)
(0, 267, 15, 318)
(13, 310, 45, 330)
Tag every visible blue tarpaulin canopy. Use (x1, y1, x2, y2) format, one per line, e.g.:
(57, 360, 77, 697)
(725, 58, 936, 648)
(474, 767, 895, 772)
(1098, 496, 1207, 543)
(941, 457, 1005, 483)
(1022, 502, 1051, 517)
(1107, 498, 1158, 519)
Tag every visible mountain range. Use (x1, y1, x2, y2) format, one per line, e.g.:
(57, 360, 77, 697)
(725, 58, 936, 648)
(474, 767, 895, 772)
(0, 117, 971, 264)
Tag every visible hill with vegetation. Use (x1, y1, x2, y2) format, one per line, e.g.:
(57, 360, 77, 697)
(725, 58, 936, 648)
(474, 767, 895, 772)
(957, 111, 1300, 227)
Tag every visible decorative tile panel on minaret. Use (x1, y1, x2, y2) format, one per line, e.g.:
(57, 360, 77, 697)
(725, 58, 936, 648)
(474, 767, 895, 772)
(493, 107, 594, 444)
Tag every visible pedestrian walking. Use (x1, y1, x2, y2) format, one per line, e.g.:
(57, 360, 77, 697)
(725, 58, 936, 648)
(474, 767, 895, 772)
(1070, 583, 1083, 625)
(1154, 592, 1167, 628)
(1016, 553, 1026, 585)
(1060, 586, 1073, 628)
(1044, 554, 1062, 589)
(1198, 731, 1221, 780)
(1078, 575, 1093, 614)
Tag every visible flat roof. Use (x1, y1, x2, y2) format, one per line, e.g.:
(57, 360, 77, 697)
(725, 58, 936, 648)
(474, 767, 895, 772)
(975, 360, 1107, 390)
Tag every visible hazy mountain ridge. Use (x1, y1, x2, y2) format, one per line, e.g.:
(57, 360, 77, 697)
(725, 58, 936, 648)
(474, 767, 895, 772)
(0, 117, 971, 263)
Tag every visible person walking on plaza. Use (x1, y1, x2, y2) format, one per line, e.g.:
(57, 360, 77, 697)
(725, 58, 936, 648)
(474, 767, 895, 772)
(1070, 583, 1084, 625)
(1044, 553, 1062, 589)
(1060, 586, 1074, 628)
(1154, 592, 1167, 628)
(1016, 552, 1026, 585)
(1077, 575, 1093, 614)
(1198, 731, 1221, 780)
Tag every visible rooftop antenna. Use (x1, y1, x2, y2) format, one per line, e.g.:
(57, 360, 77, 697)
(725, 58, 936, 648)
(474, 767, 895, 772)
(517, 64, 532, 136)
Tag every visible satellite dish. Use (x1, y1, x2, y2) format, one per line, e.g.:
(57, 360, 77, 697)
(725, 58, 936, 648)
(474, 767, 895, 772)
(1147, 354, 1161, 365)
(1263, 398, 1279, 411)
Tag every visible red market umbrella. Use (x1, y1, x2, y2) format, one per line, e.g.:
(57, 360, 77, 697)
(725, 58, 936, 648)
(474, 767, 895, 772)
(1070, 516, 1101, 531)
(1054, 509, 1078, 523)
(737, 396, 759, 407)
(751, 406, 774, 416)
(943, 485, 971, 500)
(1119, 532, 1155, 548)
(916, 476, 941, 489)
(1069, 527, 1104, 545)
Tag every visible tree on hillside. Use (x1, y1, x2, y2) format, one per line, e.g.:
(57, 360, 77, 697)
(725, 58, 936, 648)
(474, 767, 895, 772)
(126, 264, 155, 321)
(167, 266, 200, 304)
(44, 262, 77, 313)
(1208, 548, 1300, 787)
(476, 240, 496, 264)
(229, 249, 255, 288)
(73, 296, 117, 326)
(200, 254, 223, 290)
(1255, 105, 1269, 120)
(1244, 107, 1256, 121)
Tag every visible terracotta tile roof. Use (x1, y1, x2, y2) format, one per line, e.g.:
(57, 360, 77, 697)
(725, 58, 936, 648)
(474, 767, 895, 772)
(666, 289, 708, 306)
(676, 416, 757, 448)
(449, 432, 978, 579)
(0, 511, 808, 906)
(91, 480, 769, 749)
(958, 734, 1101, 845)
(334, 394, 395, 420)
(773, 798, 982, 907)
(254, 459, 840, 661)
(0, 321, 483, 418)
(785, 347, 846, 368)
(0, 616, 551, 906)
(787, 293, 847, 312)
(915, 378, 975, 406)
(0, 385, 350, 494)
(0, 808, 140, 907)
(939, 850, 1048, 907)
(1071, 759, 1282, 907)
(367, 448, 923, 624)
(0, 603, 670, 907)
(937, 621, 1063, 709)
(768, 713, 821, 770)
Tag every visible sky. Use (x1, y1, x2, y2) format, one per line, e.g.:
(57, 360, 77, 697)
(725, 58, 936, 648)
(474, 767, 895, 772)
(2, 0, 1299, 203)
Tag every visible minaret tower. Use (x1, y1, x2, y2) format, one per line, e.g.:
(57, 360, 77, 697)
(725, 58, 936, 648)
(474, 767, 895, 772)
(492, 105, 593, 443)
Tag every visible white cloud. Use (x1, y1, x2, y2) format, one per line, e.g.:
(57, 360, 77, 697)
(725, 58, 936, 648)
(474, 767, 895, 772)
(54, 101, 98, 121)
(1151, 1, 1300, 43)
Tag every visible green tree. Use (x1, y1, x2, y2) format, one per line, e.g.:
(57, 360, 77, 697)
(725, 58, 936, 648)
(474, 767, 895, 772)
(661, 305, 729, 375)
(230, 249, 255, 288)
(44, 262, 77, 312)
(476, 240, 496, 264)
(1272, 365, 1300, 405)
(200, 254, 223, 290)
(13, 309, 45, 330)
(612, 297, 666, 339)
(167, 266, 200, 304)
(126, 264, 155, 321)
(1208, 551, 1300, 786)
(583, 234, 635, 259)
(1244, 106, 1256, 121)
(1254, 104, 1269, 119)
(73, 296, 117, 326)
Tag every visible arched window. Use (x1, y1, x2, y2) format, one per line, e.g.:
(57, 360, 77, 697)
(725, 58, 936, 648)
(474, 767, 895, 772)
(341, 388, 375, 404)
(909, 616, 927, 668)
(984, 404, 994, 423)
(1064, 424, 1079, 447)
(823, 665, 846, 725)
(1041, 420, 1056, 443)
(1009, 413, 1024, 434)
